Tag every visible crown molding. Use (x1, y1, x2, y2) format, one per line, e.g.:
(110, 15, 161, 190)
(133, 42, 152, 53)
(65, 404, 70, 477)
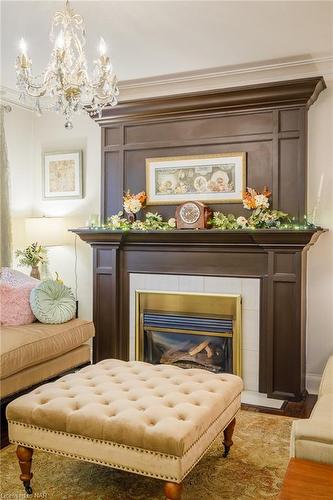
(118, 56, 333, 101)
(1, 56, 332, 111)
(95, 76, 326, 124)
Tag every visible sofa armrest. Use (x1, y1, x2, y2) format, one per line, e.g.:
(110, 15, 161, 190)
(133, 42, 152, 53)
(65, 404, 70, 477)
(319, 354, 333, 397)
(290, 419, 333, 464)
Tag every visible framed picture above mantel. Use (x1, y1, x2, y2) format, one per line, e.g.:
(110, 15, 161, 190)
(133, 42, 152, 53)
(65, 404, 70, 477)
(145, 152, 246, 205)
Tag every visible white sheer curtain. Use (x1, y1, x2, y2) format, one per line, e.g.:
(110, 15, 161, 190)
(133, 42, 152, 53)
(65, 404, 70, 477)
(0, 104, 13, 267)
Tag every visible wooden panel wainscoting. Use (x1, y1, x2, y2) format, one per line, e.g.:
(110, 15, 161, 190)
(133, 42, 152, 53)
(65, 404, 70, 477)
(91, 77, 325, 222)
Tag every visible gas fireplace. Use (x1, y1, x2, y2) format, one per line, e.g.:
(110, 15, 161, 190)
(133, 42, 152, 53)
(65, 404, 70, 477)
(135, 291, 242, 376)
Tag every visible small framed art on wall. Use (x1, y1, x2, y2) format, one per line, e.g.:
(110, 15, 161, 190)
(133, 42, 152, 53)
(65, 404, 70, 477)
(43, 151, 83, 200)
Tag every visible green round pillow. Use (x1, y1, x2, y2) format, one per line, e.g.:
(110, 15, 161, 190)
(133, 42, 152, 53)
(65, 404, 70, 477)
(30, 280, 76, 324)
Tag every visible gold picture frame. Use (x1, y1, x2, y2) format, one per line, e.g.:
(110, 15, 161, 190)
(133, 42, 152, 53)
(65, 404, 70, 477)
(145, 152, 246, 205)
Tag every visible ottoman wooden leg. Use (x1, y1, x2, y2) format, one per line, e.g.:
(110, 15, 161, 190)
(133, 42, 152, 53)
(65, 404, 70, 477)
(16, 445, 33, 494)
(164, 481, 183, 499)
(223, 417, 236, 458)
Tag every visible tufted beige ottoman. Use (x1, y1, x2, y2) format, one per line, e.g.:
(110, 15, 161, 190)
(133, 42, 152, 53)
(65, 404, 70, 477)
(7, 359, 243, 499)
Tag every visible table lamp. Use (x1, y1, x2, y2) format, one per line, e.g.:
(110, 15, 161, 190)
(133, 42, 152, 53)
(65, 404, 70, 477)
(24, 216, 66, 279)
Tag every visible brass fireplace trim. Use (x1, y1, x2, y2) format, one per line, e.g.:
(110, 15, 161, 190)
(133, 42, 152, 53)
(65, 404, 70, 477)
(135, 290, 242, 377)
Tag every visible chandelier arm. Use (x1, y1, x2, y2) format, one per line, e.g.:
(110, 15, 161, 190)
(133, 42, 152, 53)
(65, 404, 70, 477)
(18, 70, 57, 95)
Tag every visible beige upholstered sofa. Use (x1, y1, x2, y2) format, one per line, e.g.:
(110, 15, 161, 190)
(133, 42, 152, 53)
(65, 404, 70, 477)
(1, 319, 94, 446)
(290, 354, 333, 464)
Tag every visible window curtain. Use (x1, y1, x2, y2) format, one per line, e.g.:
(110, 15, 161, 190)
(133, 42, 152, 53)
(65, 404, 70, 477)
(0, 105, 13, 267)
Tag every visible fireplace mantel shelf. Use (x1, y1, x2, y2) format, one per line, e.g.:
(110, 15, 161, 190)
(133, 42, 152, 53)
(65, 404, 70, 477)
(71, 228, 324, 248)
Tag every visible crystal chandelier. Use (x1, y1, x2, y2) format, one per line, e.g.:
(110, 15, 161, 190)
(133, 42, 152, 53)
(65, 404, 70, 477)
(16, 0, 119, 129)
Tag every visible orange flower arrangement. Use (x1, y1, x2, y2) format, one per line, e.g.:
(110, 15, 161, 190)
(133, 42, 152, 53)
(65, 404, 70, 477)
(123, 190, 147, 215)
(242, 186, 271, 210)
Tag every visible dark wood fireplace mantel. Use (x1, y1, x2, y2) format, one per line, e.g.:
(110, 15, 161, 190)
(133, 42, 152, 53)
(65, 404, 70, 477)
(73, 228, 322, 247)
(78, 77, 326, 402)
(73, 227, 324, 401)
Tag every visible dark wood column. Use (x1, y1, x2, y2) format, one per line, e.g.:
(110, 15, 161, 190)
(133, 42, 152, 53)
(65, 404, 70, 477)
(261, 248, 307, 399)
(73, 229, 324, 401)
(92, 234, 122, 363)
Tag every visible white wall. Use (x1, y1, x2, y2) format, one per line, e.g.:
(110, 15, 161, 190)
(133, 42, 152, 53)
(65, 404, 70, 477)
(5, 109, 100, 320)
(5, 106, 34, 255)
(31, 112, 101, 320)
(306, 77, 333, 392)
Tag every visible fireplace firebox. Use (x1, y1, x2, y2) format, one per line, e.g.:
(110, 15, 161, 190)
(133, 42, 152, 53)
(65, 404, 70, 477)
(135, 291, 242, 376)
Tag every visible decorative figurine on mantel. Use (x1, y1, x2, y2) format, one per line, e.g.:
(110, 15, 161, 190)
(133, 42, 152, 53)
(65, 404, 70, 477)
(123, 190, 146, 223)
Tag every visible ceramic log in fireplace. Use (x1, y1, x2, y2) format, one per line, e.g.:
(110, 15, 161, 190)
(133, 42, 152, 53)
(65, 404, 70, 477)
(73, 229, 323, 401)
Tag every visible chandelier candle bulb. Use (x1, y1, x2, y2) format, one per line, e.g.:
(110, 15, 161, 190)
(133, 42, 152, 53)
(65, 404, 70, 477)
(98, 37, 107, 57)
(18, 38, 29, 68)
(19, 37, 27, 56)
(55, 30, 65, 50)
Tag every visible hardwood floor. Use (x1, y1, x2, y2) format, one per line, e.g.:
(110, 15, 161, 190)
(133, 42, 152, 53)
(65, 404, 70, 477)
(278, 458, 333, 499)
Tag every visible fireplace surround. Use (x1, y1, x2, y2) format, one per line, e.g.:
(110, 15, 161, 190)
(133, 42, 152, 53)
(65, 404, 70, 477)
(73, 228, 323, 401)
(74, 76, 326, 402)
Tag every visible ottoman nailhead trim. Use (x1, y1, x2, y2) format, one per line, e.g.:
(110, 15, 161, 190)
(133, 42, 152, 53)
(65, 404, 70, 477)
(7, 421, 178, 460)
(9, 409, 239, 482)
(9, 439, 178, 481)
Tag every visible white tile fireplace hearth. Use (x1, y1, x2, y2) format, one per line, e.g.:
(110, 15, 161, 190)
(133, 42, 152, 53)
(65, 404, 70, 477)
(129, 273, 283, 409)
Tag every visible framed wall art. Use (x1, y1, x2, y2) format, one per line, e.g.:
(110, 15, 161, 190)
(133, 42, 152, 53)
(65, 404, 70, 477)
(145, 152, 246, 205)
(43, 151, 83, 200)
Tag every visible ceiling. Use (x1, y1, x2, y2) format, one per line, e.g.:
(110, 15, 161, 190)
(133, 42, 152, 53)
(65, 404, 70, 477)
(1, 0, 333, 92)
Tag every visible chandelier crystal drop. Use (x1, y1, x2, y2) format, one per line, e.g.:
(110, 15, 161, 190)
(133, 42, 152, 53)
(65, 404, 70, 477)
(16, 0, 119, 128)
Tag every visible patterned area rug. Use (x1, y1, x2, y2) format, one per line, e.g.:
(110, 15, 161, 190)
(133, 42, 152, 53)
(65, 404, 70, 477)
(0, 410, 292, 499)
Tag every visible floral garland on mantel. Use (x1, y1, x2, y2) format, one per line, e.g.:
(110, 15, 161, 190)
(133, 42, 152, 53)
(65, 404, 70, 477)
(90, 187, 316, 231)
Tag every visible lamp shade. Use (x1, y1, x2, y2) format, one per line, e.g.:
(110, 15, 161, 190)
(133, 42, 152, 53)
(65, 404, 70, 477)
(25, 217, 66, 246)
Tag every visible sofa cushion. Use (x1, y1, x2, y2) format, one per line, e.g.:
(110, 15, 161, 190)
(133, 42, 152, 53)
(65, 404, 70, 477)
(30, 280, 76, 324)
(0, 268, 39, 326)
(1, 345, 91, 399)
(6, 358, 243, 456)
(0, 319, 94, 379)
(291, 418, 333, 464)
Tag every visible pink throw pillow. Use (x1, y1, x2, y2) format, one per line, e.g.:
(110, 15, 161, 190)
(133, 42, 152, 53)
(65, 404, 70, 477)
(0, 268, 39, 325)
